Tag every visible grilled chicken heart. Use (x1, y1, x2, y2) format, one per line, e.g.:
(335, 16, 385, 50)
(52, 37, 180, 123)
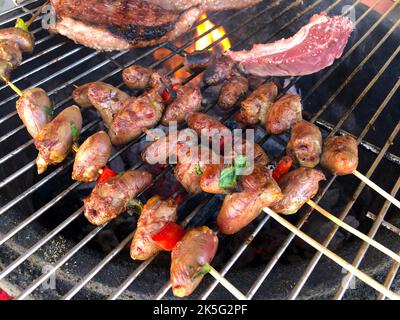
(171, 226, 218, 298)
(72, 131, 112, 183)
(34, 105, 82, 174)
(130, 195, 178, 260)
(84, 170, 153, 226)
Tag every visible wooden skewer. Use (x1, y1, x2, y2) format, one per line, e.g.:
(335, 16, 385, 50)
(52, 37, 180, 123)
(263, 207, 400, 300)
(1, 75, 23, 96)
(25, 0, 50, 28)
(207, 264, 248, 300)
(353, 170, 400, 209)
(307, 200, 400, 264)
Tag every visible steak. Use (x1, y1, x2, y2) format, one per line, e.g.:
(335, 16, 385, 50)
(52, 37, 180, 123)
(49, 0, 201, 51)
(144, 0, 262, 11)
(226, 13, 354, 77)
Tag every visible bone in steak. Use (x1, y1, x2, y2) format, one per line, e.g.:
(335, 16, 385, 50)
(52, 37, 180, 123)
(49, 0, 201, 51)
(226, 13, 354, 77)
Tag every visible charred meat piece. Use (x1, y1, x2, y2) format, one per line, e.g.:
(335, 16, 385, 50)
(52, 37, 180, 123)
(0, 27, 35, 53)
(161, 85, 202, 125)
(321, 135, 358, 176)
(203, 55, 236, 86)
(130, 196, 178, 260)
(265, 94, 302, 135)
(171, 226, 218, 298)
(175, 146, 221, 194)
(217, 169, 282, 234)
(16, 88, 52, 139)
(72, 82, 130, 127)
(218, 74, 249, 110)
(0, 40, 22, 69)
(240, 82, 278, 125)
(109, 89, 164, 145)
(49, 0, 201, 51)
(272, 167, 326, 215)
(122, 65, 153, 90)
(184, 50, 215, 72)
(34, 106, 82, 174)
(226, 13, 353, 77)
(84, 170, 152, 226)
(287, 120, 322, 168)
(72, 131, 112, 183)
(146, 0, 261, 11)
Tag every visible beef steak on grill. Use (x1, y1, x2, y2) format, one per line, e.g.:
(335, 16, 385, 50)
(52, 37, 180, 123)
(144, 0, 262, 11)
(49, 0, 202, 51)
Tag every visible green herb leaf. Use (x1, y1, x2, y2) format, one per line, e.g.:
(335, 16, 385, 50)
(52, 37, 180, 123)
(219, 165, 236, 189)
(44, 105, 53, 117)
(127, 198, 143, 214)
(15, 18, 28, 31)
(234, 155, 248, 169)
(70, 123, 79, 142)
(195, 162, 203, 175)
(193, 263, 211, 281)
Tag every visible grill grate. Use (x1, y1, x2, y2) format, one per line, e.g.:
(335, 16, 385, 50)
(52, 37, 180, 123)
(0, 0, 399, 300)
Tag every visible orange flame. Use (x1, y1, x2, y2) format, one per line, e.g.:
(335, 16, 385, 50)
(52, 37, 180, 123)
(195, 14, 231, 52)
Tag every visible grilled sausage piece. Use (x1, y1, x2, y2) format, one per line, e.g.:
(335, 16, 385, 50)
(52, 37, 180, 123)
(0, 40, 22, 68)
(72, 131, 112, 182)
(16, 88, 52, 139)
(321, 135, 358, 176)
(122, 65, 153, 90)
(161, 85, 202, 125)
(130, 196, 178, 260)
(265, 94, 302, 135)
(187, 112, 230, 143)
(175, 146, 221, 194)
(84, 170, 153, 226)
(171, 226, 218, 298)
(0, 59, 11, 79)
(287, 120, 322, 168)
(199, 163, 227, 194)
(184, 50, 215, 72)
(34, 106, 83, 174)
(218, 74, 249, 109)
(203, 55, 235, 86)
(217, 169, 283, 234)
(272, 167, 326, 215)
(109, 89, 164, 145)
(72, 83, 92, 108)
(0, 27, 35, 53)
(240, 82, 278, 125)
(225, 140, 269, 166)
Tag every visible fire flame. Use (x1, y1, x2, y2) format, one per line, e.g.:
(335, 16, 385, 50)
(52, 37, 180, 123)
(195, 14, 231, 52)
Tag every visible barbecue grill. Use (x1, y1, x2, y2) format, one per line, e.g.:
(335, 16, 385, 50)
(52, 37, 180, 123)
(0, 0, 399, 300)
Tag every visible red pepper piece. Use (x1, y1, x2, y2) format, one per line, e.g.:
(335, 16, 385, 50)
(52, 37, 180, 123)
(161, 89, 171, 102)
(172, 83, 181, 92)
(151, 221, 185, 251)
(272, 156, 293, 182)
(0, 289, 13, 300)
(97, 166, 118, 184)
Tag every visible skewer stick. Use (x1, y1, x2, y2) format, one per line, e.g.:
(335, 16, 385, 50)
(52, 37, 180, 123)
(263, 207, 400, 300)
(207, 264, 248, 300)
(353, 170, 400, 209)
(307, 200, 400, 264)
(25, 0, 49, 28)
(1, 75, 23, 96)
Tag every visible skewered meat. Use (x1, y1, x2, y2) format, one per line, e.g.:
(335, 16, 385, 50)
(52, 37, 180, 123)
(130, 196, 177, 260)
(16, 88, 52, 139)
(161, 85, 202, 125)
(271, 167, 326, 215)
(72, 82, 130, 127)
(0, 40, 22, 69)
(170, 226, 218, 298)
(226, 13, 353, 77)
(0, 27, 35, 53)
(265, 94, 302, 135)
(84, 170, 152, 225)
(218, 74, 249, 110)
(175, 146, 221, 194)
(49, 0, 201, 51)
(0, 59, 11, 79)
(203, 55, 236, 86)
(72, 131, 112, 182)
(122, 65, 153, 90)
(240, 81, 278, 125)
(187, 112, 230, 142)
(217, 167, 282, 234)
(225, 140, 270, 166)
(287, 120, 322, 168)
(321, 135, 358, 176)
(145, 0, 262, 11)
(34, 105, 82, 174)
(109, 89, 164, 145)
(184, 50, 215, 72)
